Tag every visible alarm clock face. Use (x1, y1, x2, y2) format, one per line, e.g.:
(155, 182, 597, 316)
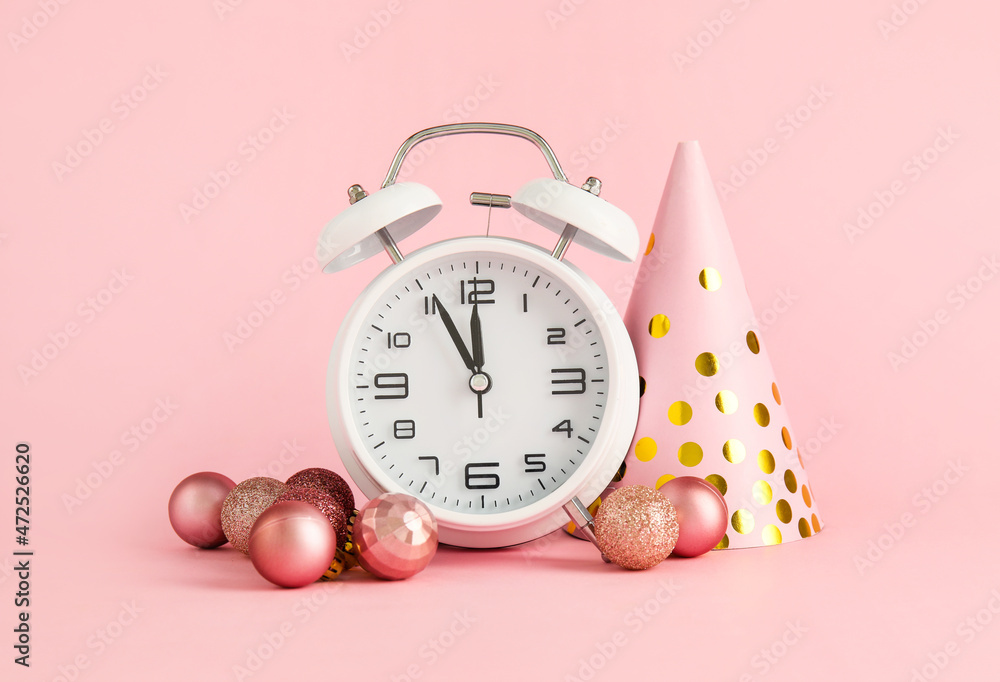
(328, 237, 638, 547)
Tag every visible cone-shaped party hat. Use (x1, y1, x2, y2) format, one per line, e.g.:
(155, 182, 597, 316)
(620, 141, 822, 549)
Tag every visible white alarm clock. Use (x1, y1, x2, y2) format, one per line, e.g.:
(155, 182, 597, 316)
(318, 123, 640, 548)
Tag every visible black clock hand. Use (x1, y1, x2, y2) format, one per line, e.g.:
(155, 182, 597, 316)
(433, 295, 475, 372)
(470, 303, 484, 371)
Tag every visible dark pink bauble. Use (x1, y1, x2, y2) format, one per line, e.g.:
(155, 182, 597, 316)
(168, 472, 236, 548)
(249, 501, 339, 588)
(274, 486, 347, 549)
(355, 493, 438, 580)
(286, 468, 355, 517)
(658, 477, 729, 557)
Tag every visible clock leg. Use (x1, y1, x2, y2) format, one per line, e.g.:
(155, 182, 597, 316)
(563, 497, 611, 564)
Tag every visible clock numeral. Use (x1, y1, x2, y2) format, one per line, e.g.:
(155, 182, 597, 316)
(550, 368, 587, 395)
(373, 372, 409, 400)
(552, 419, 574, 438)
(387, 332, 411, 349)
(523, 453, 546, 473)
(460, 278, 495, 305)
(423, 296, 440, 315)
(464, 462, 500, 490)
(418, 455, 439, 475)
(393, 419, 416, 439)
(546, 328, 566, 345)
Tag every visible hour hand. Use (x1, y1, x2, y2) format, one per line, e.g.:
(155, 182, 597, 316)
(433, 295, 475, 371)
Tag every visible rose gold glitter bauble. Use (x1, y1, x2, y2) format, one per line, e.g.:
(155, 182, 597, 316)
(221, 477, 288, 554)
(658, 476, 728, 557)
(249, 501, 339, 588)
(274, 486, 348, 549)
(355, 493, 438, 580)
(286, 468, 355, 516)
(594, 485, 679, 570)
(168, 472, 236, 548)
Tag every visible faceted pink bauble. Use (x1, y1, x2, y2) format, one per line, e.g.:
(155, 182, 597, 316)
(659, 477, 729, 557)
(355, 493, 438, 580)
(249, 501, 339, 588)
(168, 472, 236, 548)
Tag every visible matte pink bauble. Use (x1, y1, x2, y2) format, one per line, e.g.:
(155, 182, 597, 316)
(658, 477, 729, 557)
(355, 493, 438, 580)
(249, 501, 339, 588)
(168, 472, 236, 548)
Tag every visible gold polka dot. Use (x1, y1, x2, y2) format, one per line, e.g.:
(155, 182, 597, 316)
(762, 525, 782, 545)
(695, 352, 719, 376)
(723, 439, 745, 463)
(587, 496, 603, 515)
(648, 314, 670, 338)
(798, 518, 812, 538)
(811, 514, 821, 532)
(753, 480, 773, 505)
(802, 485, 812, 508)
(634, 437, 657, 462)
(645, 232, 655, 255)
(797, 448, 805, 469)
(638, 376, 646, 397)
(677, 442, 703, 467)
(732, 509, 754, 534)
(655, 473, 675, 489)
(705, 474, 727, 496)
(715, 390, 738, 414)
(612, 459, 627, 482)
(753, 403, 770, 427)
(772, 382, 781, 404)
(781, 426, 792, 450)
(746, 331, 760, 354)
(782, 471, 797, 494)
(667, 401, 693, 426)
(699, 267, 722, 291)
(715, 534, 730, 549)
(758, 450, 775, 474)
(776, 499, 792, 523)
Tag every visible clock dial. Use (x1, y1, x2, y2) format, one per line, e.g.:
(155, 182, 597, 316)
(344, 249, 611, 515)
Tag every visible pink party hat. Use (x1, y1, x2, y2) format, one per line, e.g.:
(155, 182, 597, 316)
(619, 141, 822, 549)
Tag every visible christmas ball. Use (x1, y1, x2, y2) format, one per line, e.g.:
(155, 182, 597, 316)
(249, 501, 339, 588)
(221, 477, 288, 554)
(168, 472, 236, 548)
(658, 476, 728, 557)
(594, 485, 679, 570)
(355, 493, 438, 580)
(274, 486, 348, 549)
(286, 468, 355, 516)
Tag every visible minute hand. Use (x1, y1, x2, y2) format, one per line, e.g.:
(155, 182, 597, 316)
(470, 303, 484, 371)
(433, 295, 475, 371)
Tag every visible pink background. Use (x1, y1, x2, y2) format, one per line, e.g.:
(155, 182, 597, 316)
(2, 1, 998, 680)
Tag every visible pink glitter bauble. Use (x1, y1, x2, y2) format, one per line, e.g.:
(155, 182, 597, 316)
(274, 486, 348, 549)
(168, 472, 236, 548)
(221, 477, 289, 554)
(286, 468, 356, 516)
(249, 501, 339, 588)
(355, 493, 438, 580)
(658, 477, 729, 557)
(594, 485, 679, 570)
